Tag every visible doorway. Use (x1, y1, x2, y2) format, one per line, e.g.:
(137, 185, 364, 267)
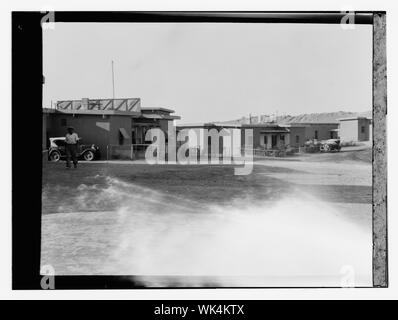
(271, 135, 277, 148)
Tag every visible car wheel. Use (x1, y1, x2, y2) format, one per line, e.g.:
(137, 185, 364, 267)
(83, 150, 95, 161)
(49, 151, 61, 162)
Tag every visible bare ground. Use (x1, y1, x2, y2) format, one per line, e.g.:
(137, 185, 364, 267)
(41, 146, 373, 284)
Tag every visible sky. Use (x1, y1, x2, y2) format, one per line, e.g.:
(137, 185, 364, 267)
(43, 23, 372, 124)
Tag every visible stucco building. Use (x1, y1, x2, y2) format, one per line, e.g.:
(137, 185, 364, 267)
(43, 97, 180, 159)
(280, 122, 339, 148)
(176, 123, 291, 157)
(241, 124, 290, 150)
(338, 117, 371, 142)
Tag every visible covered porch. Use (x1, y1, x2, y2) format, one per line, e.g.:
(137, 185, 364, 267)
(256, 126, 290, 150)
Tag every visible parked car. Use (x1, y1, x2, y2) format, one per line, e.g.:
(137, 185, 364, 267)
(320, 139, 341, 152)
(48, 137, 100, 162)
(303, 139, 322, 153)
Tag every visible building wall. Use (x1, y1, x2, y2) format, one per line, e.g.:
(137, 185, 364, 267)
(282, 123, 338, 147)
(42, 112, 52, 150)
(242, 127, 289, 150)
(357, 118, 370, 141)
(108, 115, 132, 146)
(47, 113, 132, 159)
(301, 124, 338, 141)
(339, 119, 370, 142)
(108, 115, 133, 159)
(251, 128, 261, 149)
(177, 126, 240, 157)
(369, 119, 373, 142)
(159, 119, 173, 137)
(339, 120, 358, 142)
(258, 133, 287, 149)
(42, 113, 47, 150)
(286, 127, 306, 148)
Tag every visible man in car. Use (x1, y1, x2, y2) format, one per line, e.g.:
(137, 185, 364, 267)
(65, 126, 79, 169)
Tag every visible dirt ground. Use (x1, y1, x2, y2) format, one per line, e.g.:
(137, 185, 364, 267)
(41, 146, 373, 286)
(42, 146, 372, 214)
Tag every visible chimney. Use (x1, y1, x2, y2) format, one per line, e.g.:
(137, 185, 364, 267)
(81, 98, 89, 110)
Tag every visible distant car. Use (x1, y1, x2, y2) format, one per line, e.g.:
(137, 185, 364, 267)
(48, 137, 100, 162)
(320, 139, 341, 152)
(303, 139, 322, 153)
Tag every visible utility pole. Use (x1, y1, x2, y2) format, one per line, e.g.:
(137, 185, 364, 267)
(111, 60, 115, 100)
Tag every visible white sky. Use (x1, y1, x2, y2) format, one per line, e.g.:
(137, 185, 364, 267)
(43, 23, 372, 123)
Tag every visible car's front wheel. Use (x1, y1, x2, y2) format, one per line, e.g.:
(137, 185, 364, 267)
(83, 150, 95, 161)
(49, 151, 61, 162)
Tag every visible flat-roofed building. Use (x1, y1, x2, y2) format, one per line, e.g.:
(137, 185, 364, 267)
(338, 117, 371, 142)
(43, 97, 180, 159)
(280, 122, 339, 148)
(176, 122, 242, 158)
(241, 123, 290, 150)
(176, 122, 291, 155)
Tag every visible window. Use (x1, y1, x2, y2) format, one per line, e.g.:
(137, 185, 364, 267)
(61, 118, 67, 126)
(361, 126, 365, 133)
(296, 135, 300, 144)
(314, 130, 318, 139)
(264, 135, 268, 145)
(54, 139, 65, 147)
(280, 135, 285, 141)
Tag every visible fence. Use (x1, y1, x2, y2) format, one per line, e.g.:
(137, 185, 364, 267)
(106, 145, 295, 162)
(106, 144, 303, 161)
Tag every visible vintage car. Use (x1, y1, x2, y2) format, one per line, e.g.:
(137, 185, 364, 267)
(48, 137, 100, 162)
(303, 139, 322, 153)
(320, 139, 341, 152)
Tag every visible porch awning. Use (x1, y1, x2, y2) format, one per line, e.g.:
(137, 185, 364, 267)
(142, 114, 163, 119)
(119, 128, 130, 139)
(260, 130, 289, 134)
(141, 114, 180, 120)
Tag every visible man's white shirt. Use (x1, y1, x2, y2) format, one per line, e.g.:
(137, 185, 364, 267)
(65, 133, 79, 144)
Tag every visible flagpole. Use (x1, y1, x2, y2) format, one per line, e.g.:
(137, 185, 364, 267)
(111, 60, 115, 100)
